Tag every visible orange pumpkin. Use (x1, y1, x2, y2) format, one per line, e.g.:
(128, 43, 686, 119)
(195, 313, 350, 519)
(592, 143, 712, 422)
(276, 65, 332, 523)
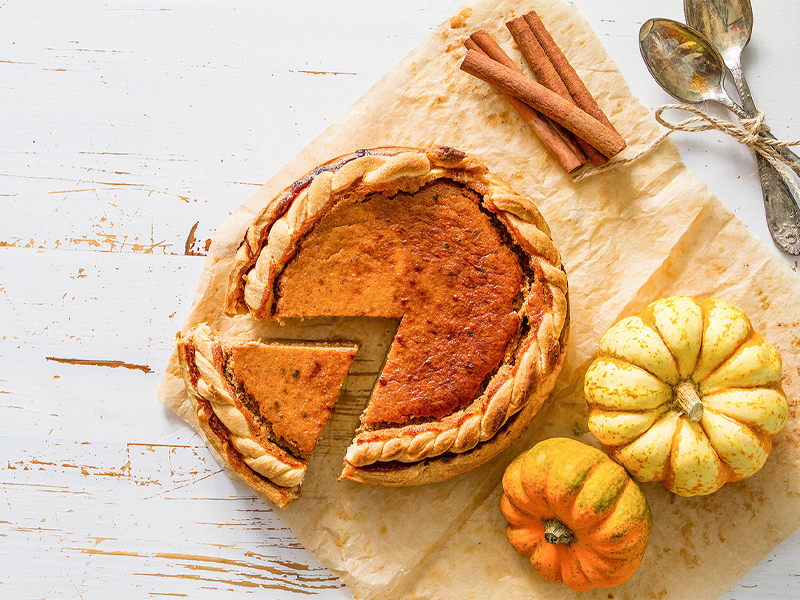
(500, 437, 651, 591)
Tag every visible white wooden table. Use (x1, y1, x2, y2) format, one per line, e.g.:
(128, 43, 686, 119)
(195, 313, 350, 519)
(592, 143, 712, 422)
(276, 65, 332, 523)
(2, 1, 798, 598)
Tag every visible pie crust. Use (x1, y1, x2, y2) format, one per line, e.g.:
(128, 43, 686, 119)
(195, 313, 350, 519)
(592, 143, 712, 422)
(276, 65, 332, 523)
(177, 323, 357, 507)
(222, 146, 569, 487)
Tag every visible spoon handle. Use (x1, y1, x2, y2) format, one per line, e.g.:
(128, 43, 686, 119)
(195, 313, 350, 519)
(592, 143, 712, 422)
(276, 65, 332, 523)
(755, 150, 800, 253)
(730, 63, 800, 254)
(729, 63, 756, 113)
(730, 63, 800, 176)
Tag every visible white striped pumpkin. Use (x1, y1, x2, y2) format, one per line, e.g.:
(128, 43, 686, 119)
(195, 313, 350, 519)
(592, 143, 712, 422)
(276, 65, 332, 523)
(584, 297, 788, 496)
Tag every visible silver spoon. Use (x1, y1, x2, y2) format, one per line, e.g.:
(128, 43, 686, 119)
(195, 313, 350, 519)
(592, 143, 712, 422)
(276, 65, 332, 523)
(639, 18, 800, 254)
(639, 18, 800, 174)
(685, 0, 800, 254)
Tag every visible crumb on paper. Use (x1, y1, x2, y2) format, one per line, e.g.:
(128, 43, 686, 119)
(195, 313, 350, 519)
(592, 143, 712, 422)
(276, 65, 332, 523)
(449, 8, 473, 28)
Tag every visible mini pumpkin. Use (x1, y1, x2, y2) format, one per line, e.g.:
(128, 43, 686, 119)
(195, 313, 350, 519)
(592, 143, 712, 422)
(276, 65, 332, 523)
(585, 296, 788, 496)
(500, 437, 652, 592)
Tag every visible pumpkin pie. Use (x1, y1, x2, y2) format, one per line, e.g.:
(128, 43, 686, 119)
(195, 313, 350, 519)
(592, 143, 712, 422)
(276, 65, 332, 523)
(222, 146, 570, 488)
(177, 323, 358, 507)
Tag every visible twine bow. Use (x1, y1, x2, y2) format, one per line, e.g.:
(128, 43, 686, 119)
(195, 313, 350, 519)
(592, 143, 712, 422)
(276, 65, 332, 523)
(573, 103, 800, 194)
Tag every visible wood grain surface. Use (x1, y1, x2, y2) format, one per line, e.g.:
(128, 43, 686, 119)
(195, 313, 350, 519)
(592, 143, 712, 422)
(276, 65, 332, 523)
(1, 1, 798, 598)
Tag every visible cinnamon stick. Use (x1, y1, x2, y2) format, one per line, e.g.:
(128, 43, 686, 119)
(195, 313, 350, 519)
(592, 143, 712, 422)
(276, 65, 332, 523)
(523, 11, 623, 156)
(468, 30, 587, 167)
(464, 38, 583, 173)
(506, 17, 608, 166)
(460, 49, 626, 159)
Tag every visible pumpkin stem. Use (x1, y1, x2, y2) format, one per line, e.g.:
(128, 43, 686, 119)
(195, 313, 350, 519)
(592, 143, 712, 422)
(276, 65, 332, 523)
(543, 518, 575, 545)
(674, 380, 703, 422)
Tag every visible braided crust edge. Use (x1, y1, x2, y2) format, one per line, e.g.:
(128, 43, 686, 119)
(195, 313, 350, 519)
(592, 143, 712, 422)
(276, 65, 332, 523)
(344, 257, 568, 472)
(225, 146, 569, 477)
(341, 340, 568, 486)
(177, 324, 307, 491)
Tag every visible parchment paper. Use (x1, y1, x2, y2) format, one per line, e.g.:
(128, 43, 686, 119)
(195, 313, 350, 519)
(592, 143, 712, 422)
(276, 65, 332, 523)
(157, 0, 800, 598)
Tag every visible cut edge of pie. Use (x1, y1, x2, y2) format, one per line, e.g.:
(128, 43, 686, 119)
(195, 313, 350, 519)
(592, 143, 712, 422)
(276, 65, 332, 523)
(221, 146, 570, 488)
(177, 323, 358, 507)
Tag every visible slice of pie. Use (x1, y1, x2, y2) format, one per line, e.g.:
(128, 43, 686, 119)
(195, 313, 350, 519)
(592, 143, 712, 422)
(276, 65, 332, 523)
(177, 323, 358, 507)
(223, 146, 570, 487)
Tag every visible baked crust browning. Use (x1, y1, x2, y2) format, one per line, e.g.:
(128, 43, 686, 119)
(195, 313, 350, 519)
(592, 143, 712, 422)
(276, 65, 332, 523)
(340, 339, 568, 486)
(177, 324, 357, 506)
(275, 180, 524, 426)
(222, 146, 569, 486)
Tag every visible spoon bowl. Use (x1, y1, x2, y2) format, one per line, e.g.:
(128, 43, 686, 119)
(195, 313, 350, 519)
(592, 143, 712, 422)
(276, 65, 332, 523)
(684, 0, 753, 72)
(639, 18, 746, 116)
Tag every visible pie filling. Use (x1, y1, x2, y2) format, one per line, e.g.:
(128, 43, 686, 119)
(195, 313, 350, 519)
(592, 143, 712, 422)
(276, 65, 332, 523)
(223, 341, 358, 460)
(273, 179, 525, 431)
